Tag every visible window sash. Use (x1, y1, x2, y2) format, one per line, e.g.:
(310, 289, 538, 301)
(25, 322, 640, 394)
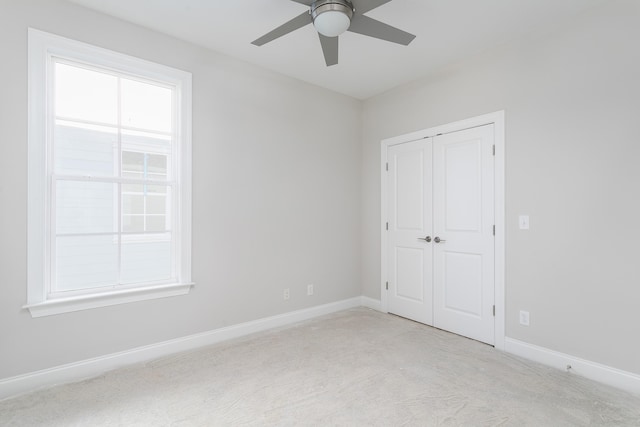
(49, 179, 177, 298)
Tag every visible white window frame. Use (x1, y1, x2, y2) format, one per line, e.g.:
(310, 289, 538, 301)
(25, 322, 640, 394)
(26, 29, 193, 317)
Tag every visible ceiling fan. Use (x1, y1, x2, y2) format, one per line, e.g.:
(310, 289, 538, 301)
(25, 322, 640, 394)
(252, 0, 416, 66)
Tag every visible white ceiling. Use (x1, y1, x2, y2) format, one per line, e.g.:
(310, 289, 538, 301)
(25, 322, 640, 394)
(66, 0, 606, 100)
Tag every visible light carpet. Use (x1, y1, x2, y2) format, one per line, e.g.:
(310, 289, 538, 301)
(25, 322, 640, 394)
(1, 308, 639, 426)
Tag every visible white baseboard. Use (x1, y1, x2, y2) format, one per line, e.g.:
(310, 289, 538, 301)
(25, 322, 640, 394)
(0, 297, 364, 401)
(505, 337, 640, 396)
(360, 296, 382, 311)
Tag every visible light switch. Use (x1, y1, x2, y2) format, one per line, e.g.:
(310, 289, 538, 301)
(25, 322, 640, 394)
(519, 215, 530, 230)
(519, 310, 530, 326)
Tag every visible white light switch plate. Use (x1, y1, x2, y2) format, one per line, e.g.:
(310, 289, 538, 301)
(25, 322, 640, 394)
(519, 310, 530, 326)
(519, 215, 530, 230)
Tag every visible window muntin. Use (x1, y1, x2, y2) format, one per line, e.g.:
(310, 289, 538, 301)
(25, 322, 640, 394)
(27, 29, 192, 316)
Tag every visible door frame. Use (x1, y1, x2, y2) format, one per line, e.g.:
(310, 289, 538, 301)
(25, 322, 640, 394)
(380, 111, 506, 350)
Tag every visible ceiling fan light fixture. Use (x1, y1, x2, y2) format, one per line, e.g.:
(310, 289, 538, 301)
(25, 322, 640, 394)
(311, 0, 354, 38)
(252, 0, 415, 67)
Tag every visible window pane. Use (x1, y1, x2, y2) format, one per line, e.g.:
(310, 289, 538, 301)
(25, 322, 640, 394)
(56, 181, 116, 234)
(123, 215, 144, 233)
(146, 195, 166, 215)
(121, 130, 171, 180)
(56, 235, 118, 292)
(147, 154, 167, 176)
(123, 194, 144, 215)
(55, 62, 118, 125)
(121, 237, 172, 284)
(121, 79, 172, 133)
(55, 121, 117, 177)
(146, 216, 167, 232)
(122, 151, 145, 179)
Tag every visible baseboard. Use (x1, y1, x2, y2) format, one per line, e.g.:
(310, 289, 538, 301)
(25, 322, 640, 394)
(505, 337, 640, 396)
(360, 296, 382, 311)
(0, 297, 364, 401)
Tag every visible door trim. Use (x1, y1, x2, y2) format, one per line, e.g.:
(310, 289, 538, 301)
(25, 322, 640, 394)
(381, 111, 506, 351)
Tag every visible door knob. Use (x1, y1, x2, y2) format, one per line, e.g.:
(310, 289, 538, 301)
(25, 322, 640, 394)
(434, 236, 446, 243)
(417, 236, 432, 243)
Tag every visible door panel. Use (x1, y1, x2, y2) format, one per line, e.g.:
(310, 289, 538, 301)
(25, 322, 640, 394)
(387, 139, 433, 325)
(395, 152, 424, 230)
(433, 124, 495, 344)
(395, 247, 424, 301)
(443, 252, 482, 317)
(444, 141, 482, 231)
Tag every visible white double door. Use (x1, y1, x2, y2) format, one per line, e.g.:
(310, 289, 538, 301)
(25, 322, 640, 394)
(386, 124, 495, 345)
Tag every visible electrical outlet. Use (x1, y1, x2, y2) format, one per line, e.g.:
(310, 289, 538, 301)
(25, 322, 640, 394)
(519, 310, 530, 326)
(283, 288, 290, 301)
(307, 284, 314, 296)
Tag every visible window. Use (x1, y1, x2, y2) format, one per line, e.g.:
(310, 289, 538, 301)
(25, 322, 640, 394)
(27, 29, 193, 317)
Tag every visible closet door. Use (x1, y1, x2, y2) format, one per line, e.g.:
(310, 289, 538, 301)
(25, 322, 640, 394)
(432, 124, 495, 344)
(386, 139, 433, 325)
(384, 124, 496, 345)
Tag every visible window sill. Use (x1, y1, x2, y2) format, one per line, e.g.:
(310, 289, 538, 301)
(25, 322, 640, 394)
(23, 282, 194, 318)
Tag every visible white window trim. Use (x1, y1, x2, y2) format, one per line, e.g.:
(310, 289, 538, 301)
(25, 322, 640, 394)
(26, 28, 193, 317)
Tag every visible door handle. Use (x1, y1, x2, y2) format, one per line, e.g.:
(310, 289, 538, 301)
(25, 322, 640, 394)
(417, 236, 432, 243)
(434, 236, 446, 243)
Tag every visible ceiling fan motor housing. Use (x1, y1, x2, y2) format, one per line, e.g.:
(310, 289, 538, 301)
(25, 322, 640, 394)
(311, 0, 355, 37)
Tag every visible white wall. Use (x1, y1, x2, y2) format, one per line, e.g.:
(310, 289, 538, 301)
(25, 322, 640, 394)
(362, 0, 640, 375)
(0, 0, 362, 379)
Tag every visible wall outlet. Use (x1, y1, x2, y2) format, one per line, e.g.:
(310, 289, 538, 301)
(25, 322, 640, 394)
(283, 288, 290, 301)
(519, 310, 530, 326)
(307, 284, 314, 296)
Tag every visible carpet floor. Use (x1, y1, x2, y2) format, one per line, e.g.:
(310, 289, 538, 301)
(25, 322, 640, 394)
(1, 308, 639, 426)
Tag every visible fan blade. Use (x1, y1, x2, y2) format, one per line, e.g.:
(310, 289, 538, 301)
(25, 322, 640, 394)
(348, 14, 415, 45)
(252, 12, 312, 46)
(355, 0, 393, 14)
(289, 0, 314, 5)
(318, 34, 339, 66)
